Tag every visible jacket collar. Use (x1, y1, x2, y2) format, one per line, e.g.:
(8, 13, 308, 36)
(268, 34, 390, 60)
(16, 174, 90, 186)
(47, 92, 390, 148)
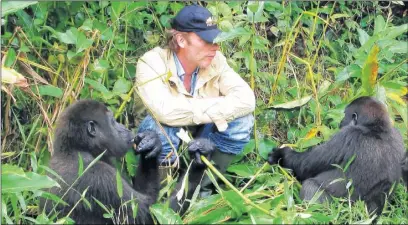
(155, 47, 218, 95)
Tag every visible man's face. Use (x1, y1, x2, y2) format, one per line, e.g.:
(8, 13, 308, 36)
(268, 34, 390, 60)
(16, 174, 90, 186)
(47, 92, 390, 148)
(182, 33, 220, 69)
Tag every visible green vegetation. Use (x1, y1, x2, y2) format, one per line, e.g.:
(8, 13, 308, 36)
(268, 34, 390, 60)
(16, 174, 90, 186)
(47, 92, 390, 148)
(1, 1, 407, 224)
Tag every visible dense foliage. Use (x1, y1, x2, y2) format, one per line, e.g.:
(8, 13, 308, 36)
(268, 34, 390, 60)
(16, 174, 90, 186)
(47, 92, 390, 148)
(1, 1, 407, 224)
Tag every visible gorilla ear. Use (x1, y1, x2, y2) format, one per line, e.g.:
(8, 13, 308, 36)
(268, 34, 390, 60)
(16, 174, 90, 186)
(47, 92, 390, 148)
(87, 121, 97, 137)
(352, 113, 358, 125)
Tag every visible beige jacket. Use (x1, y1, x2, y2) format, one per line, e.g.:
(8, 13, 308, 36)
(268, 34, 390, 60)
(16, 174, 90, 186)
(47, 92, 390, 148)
(135, 47, 255, 132)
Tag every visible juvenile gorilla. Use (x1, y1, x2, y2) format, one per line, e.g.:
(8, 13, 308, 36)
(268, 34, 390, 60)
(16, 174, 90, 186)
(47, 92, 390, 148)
(268, 96, 405, 215)
(41, 100, 162, 224)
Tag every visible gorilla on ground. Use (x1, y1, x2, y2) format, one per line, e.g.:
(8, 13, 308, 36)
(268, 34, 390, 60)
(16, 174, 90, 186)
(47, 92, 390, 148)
(41, 99, 215, 224)
(268, 96, 405, 215)
(41, 100, 162, 224)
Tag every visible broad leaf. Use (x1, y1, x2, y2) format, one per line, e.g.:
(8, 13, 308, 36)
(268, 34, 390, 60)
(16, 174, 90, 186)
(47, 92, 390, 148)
(214, 27, 251, 43)
(267, 95, 312, 109)
(357, 28, 370, 46)
(37, 85, 63, 98)
(2, 172, 59, 193)
(2, 1, 38, 17)
(150, 204, 183, 224)
(113, 77, 132, 94)
(361, 45, 379, 94)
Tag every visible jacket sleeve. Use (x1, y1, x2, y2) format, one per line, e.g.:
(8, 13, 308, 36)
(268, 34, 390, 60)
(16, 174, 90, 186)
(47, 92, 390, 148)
(135, 52, 222, 127)
(203, 53, 256, 131)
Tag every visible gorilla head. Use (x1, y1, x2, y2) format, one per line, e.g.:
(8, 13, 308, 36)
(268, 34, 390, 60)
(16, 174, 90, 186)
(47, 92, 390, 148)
(340, 96, 391, 130)
(53, 100, 133, 157)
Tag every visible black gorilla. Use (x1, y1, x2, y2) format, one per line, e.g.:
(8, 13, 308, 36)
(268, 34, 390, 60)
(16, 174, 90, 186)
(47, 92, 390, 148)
(41, 100, 162, 224)
(268, 96, 405, 215)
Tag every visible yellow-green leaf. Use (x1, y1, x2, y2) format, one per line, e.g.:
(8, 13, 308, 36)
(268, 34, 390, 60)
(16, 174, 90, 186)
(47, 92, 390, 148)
(1, 67, 29, 88)
(361, 45, 379, 94)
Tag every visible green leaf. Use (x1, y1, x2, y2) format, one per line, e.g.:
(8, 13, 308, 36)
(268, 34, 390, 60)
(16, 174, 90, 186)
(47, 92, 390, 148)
(84, 78, 110, 95)
(357, 28, 369, 46)
(80, 19, 93, 31)
(214, 27, 251, 43)
(111, 2, 126, 21)
(125, 150, 138, 177)
(223, 190, 245, 217)
(159, 15, 172, 28)
(115, 169, 123, 198)
(76, 32, 93, 53)
(383, 24, 408, 40)
(227, 163, 258, 177)
(154, 2, 168, 14)
(2, 164, 26, 177)
(2, 1, 38, 17)
(37, 85, 63, 98)
(331, 13, 350, 20)
(187, 205, 232, 224)
(247, 2, 266, 23)
(361, 45, 379, 94)
(150, 204, 183, 224)
(5, 48, 16, 68)
(267, 95, 312, 109)
(258, 139, 277, 160)
(78, 152, 84, 177)
(2, 198, 13, 224)
(2, 172, 59, 193)
(113, 77, 132, 94)
(55, 27, 77, 45)
(311, 213, 334, 223)
(336, 64, 361, 81)
(387, 41, 408, 54)
(16, 192, 27, 211)
(217, 2, 231, 17)
(373, 15, 385, 35)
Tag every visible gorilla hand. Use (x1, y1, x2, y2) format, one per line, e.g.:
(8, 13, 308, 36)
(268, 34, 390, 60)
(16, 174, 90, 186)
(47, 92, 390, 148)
(188, 138, 216, 167)
(268, 147, 291, 165)
(134, 131, 162, 159)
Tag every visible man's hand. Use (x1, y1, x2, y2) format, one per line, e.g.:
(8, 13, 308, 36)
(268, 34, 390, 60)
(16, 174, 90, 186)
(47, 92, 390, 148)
(188, 138, 216, 166)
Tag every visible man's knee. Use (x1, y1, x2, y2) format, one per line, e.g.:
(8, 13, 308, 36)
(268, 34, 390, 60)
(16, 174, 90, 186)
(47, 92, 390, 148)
(225, 114, 254, 141)
(209, 114, 254, 155)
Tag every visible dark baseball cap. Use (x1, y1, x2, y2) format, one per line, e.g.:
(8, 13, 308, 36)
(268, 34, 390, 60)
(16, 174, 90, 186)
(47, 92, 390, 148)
(170, 4, 221, 44)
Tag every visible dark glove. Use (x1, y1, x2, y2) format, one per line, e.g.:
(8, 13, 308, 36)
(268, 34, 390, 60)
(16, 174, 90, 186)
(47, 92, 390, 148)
(188, 138, 216, 166)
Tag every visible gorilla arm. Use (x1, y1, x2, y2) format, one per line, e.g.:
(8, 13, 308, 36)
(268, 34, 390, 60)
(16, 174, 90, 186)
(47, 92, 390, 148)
(269, 126, 360, 182)
(132, 131, 161, 204)
(74, 159, 152, 224)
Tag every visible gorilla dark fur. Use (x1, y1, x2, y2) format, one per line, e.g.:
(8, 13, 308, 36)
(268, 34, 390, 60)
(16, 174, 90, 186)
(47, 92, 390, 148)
(40, 100, 162, 224)
(268, 96, 405, 215)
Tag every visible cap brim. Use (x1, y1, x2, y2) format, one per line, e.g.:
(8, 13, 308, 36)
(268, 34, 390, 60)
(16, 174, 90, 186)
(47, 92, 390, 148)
(195, 28, 221, 44)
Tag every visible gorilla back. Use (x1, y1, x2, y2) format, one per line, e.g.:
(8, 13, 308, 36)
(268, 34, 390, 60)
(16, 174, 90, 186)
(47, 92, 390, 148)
(40, 100, 161, 224)
(268, 96, 405, 215)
